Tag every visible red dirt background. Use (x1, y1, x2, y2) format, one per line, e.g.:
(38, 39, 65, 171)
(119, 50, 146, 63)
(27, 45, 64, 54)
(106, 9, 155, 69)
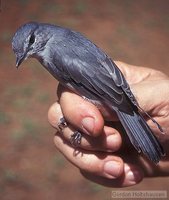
(0, 0, 169, 199)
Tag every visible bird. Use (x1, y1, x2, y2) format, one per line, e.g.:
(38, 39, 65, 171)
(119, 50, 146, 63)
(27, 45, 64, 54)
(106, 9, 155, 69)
(12, 22, 165, 163)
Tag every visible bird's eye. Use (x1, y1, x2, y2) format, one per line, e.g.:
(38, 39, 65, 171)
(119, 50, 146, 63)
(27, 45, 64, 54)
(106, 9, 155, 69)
(29, 34, 35, 45)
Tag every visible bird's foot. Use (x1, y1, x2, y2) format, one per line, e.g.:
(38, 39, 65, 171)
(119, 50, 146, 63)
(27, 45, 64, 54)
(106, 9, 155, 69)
(58, 117, 67, 131)
(70, 131, 82, 147)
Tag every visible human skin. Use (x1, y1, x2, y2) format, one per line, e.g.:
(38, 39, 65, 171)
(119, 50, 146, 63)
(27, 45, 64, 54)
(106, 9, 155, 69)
(48, 61, 169, 187)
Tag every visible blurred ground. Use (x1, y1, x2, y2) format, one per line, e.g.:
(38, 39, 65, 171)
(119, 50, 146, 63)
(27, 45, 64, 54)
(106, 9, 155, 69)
(0, 0, 169, 200)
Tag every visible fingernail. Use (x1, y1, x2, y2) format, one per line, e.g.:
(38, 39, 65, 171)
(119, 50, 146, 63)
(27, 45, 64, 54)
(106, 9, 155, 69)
(81, 117, 95, 135)
(104, 161, 121, 179)
(126, 169, 143, 184)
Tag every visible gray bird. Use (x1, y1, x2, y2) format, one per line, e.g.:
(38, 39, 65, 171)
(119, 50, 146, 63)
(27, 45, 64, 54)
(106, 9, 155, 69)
(12, 22, 165, 163)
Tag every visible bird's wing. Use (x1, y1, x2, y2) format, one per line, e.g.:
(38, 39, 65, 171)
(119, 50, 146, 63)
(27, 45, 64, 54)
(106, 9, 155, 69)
(52, 31, 137, 112)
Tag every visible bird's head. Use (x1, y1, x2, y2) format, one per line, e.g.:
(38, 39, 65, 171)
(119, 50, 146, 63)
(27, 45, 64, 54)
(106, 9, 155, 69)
(12, 22, 50, 68)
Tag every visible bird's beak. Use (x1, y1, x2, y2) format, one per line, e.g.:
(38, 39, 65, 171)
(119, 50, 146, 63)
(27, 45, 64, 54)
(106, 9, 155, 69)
(16, 54, 26, 69)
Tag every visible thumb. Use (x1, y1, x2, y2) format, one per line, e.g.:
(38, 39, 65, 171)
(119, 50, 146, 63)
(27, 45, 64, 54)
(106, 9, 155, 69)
(58, 85, 105, 137)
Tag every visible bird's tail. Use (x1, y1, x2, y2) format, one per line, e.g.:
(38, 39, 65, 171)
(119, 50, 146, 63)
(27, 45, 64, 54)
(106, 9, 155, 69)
(116, 110, 165, 163)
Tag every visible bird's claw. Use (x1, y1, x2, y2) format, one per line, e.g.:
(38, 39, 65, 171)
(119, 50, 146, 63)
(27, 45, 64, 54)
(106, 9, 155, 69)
(70, 131, 82, 147)
(58, 117, 67, 131)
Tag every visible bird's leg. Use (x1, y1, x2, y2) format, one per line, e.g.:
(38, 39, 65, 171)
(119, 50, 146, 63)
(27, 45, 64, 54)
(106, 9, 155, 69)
(58, 117, 68, 131)
(58, 117, 82, 146)
(70, 131, 82, 147)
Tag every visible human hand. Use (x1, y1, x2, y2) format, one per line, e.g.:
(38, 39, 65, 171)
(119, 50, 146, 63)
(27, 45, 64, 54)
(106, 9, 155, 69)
(48, 61, 169, 187)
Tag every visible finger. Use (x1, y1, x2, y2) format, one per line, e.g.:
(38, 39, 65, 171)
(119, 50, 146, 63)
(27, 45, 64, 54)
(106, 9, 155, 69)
(54, 133, 143, 186)
(48, 102, 122, 151)
(54, 132, 124, 179)
(58, 84, 117, 137)
(81, 163, 144, 187)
